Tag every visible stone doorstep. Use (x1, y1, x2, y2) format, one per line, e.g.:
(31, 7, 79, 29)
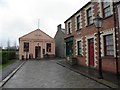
(0, 61, 26, 88)
(57, 62, 119, 89)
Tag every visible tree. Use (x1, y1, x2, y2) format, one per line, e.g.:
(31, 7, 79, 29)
(0, 43, 3, 49)
(7, 39, 10, 50)
(13, 40, 17, 50)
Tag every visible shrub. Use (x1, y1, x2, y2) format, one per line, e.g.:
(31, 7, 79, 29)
(2, 51, 9, 64)
(2, 51, 16, 64)
(0, 51, 2, 64)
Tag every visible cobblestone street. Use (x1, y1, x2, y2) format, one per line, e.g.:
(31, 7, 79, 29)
(3, 60, 109, 88)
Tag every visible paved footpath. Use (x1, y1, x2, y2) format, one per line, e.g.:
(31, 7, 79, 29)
(2, 60, 111, 88)
(1, 60, 23, 81)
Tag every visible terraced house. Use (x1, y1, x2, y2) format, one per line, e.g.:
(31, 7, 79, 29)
(64, 0, 120, 74)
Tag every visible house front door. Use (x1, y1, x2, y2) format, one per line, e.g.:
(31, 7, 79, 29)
(88, 38, 94, 67)
(66, 41, 73, 56)
(35, 46, 41, 59)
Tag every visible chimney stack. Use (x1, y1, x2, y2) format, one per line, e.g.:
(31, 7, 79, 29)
(57, 24, 62, 31)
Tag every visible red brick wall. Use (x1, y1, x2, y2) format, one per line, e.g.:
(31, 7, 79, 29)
(64, 1, 119, 73)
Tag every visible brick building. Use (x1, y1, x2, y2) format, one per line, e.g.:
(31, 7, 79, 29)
(64, 1, 119, 73)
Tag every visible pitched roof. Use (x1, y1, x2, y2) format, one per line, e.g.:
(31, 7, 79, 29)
(54, 28, 65, 38)
(61, 28, 65, 34)
(19, 29, 54, 41)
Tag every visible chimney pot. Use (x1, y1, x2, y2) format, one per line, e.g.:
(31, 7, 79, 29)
(57, 24, 62, 30)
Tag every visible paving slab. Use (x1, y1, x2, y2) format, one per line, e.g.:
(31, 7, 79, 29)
(57, 60, 120, 89)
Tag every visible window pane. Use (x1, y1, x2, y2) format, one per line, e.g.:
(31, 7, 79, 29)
(87, 8, 92, 25)
(77, 41, 82, 55)
(88, 10, 92, 17)
(24, 42, 29, 52)
(109, 40, 113, 45)
(103, 1, 111, 18)
(107, 50, 114, 55)
(106, 46, 110, 50)
(47, 43, 51, 52)
(106, 51, 110, 55)
(88, 17, 92, 25)
(68, 22, 71, 34)
(106, 46, 114, 51)
(68, 22, 70, 29)
(76, 15, 81, 30)
(104, 6, 111, 17)
(104, 2, 110, 8)
(104, 34, 114, 56)
(90, 17, 93, 24)
(80, 49, 82, 54)
(110, 51, 114, 55)
(87, 8, 92, 17)
(77, 15, 80, 22)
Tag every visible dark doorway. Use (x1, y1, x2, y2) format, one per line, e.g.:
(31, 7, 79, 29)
(66, 41, 73, 56)
(35, 46, 41, 59)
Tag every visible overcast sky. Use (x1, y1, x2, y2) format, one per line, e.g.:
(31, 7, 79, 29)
(0, 0, 90, 47)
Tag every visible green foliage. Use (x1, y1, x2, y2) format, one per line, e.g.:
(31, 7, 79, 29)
(1, 60, 16, 69)
(0, 51, 2, 64)
(2, 50, 16, 64)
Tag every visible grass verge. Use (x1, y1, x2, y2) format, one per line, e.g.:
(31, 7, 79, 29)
(0, 60, 17, 70)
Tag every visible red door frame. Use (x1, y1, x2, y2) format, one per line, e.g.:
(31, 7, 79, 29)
(88, 38, 94, 67)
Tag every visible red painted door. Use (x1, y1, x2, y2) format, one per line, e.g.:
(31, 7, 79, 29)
(88, 39, 94, 67)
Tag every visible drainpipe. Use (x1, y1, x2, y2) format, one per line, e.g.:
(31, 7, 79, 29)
(113, 2, 119, 75)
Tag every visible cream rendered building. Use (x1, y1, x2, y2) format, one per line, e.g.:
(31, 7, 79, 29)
(19, 29, 55, 60)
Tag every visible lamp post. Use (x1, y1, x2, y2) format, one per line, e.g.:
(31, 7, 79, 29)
(93, 14, 103, 79)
